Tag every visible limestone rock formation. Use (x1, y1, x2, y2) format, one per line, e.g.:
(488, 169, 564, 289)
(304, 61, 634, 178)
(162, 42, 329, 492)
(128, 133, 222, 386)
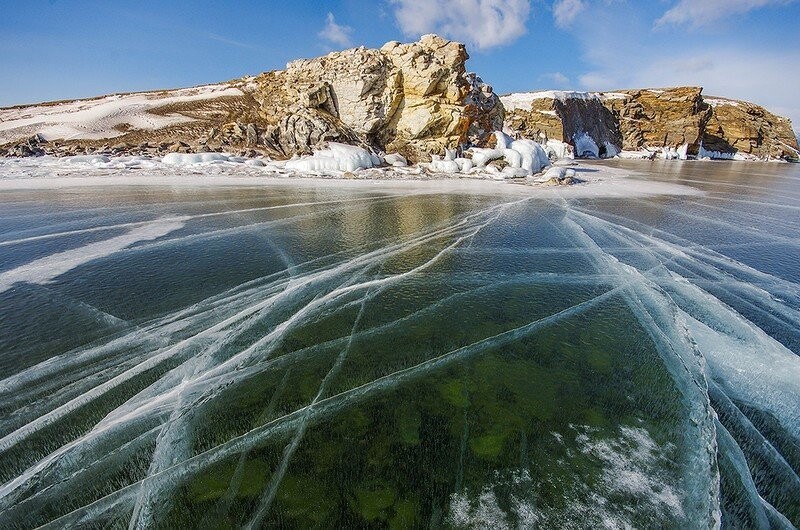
(252, 34, 504, 162)
(2, 36, 797, 163)
(0, 35, 504, 163)
(504, 92, 621, 157)
(602, 87, 711, 153)
(701, 97, 798, 159)
(502, 87, 798, 160)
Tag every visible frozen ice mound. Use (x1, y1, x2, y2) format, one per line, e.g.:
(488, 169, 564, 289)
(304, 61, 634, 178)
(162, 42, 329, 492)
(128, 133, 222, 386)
(64, 155, 111, 164)
(284, 143, 381, 172)
(162, 153, 235, 166)
(383, 153, 408, 167)
(469, 132, 552, 177)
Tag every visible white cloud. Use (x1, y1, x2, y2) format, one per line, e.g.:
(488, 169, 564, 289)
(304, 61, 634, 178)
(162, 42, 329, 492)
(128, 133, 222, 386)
(675, 57, 714, 74)
(553, 0, 586, 28)
(318, 13, 354, 48)
(540, 72, 571, 86)
(655, 0, 794, 28)
(389, 0, 531, 50)
(578, 71, 618, 90)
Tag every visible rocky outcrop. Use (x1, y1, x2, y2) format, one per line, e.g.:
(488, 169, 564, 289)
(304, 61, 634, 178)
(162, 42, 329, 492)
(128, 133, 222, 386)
(504, 92, 621, 157)
(502, 87, 798, 161)
(601, 87, 711, 153)
(3, 36, 797, 163)
(701, 97, 799, 159)
(252, 34, 503, 162)
(0, 35, 503, 163)
(1, 134, 47, 157)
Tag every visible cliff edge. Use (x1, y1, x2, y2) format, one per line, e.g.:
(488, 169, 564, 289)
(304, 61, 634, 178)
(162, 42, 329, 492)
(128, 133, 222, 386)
(502, 87, 798, 161)
(0, 35, 503, 163)
(1, 35, 796, 163)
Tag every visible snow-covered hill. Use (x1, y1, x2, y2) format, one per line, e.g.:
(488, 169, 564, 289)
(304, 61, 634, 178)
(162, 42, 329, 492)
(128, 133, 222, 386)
(0, 83, 245, 145)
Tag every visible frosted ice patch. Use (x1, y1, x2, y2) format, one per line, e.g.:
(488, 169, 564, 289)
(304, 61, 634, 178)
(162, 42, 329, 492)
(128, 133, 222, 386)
(162, 153, 235, 166)
(0, 217, 187, 293)
(447, 469, 538, 529)
(576, 426, 684, 517)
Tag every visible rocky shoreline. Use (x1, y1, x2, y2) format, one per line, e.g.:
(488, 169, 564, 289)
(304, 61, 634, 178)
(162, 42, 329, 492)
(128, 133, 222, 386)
(1, 35, 797, 167)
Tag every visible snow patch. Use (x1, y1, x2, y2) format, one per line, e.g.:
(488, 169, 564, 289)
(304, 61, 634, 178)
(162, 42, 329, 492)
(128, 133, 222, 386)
(662, 144, 689, 160)
(544, 139, 574, 160)
(696, 143, 758, 161)
(463, 132, 552, 177)
(383, 153, 408, 167)
(703, 97, 740, 108)
(501, 91, 629, 112)
(0, 83, 244, 143)
(534, 165, 577, 183)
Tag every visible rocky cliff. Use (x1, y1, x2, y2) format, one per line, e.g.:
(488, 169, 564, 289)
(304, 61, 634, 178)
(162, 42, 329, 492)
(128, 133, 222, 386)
(602, 87, 711, 153)
(0, 35, 503, 163)
(2, 35, 797, 163)
(701, 96, 798, 159)
(251, 35, 503, 162)
(502, 87, 799, 161)
(503, 91, 622, 158)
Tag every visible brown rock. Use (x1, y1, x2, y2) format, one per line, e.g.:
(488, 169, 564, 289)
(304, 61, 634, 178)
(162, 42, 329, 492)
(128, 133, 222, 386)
(602, 87, 711, 154)
(488, 159, 509, 170)
(504, 92, 621, 157)
(251, 34, 503, 162)
(702, 98, 799, 160)
(502, 86, 798, 160)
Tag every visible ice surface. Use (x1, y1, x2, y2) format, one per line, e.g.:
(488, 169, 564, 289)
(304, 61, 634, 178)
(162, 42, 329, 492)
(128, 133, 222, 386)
(0, 218, 186, 294)
(162, 153, 235, 165)
(573, 132, 600, 159)
(0, 161, 798, 527)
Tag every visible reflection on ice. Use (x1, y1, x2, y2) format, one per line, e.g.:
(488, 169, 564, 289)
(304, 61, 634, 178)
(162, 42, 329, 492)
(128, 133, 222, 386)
(0, 162, 798, 528)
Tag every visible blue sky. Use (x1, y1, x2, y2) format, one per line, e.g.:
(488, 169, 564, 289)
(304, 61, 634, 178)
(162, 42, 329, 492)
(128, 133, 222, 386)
(2, 0, 799, 126)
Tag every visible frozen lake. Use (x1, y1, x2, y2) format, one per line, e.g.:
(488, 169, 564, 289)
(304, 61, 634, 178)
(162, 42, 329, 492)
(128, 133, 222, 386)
(0, 160, 798, 528)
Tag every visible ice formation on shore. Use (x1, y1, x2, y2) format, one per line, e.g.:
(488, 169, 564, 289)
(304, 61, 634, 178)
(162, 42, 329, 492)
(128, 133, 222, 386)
(284, 143, 382, 172)
(0, 129, 628, 184)
(427, 132, 552, 179)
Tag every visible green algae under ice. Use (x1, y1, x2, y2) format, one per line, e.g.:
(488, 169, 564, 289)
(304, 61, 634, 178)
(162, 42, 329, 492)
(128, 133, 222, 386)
(0, 161, 798, 528)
